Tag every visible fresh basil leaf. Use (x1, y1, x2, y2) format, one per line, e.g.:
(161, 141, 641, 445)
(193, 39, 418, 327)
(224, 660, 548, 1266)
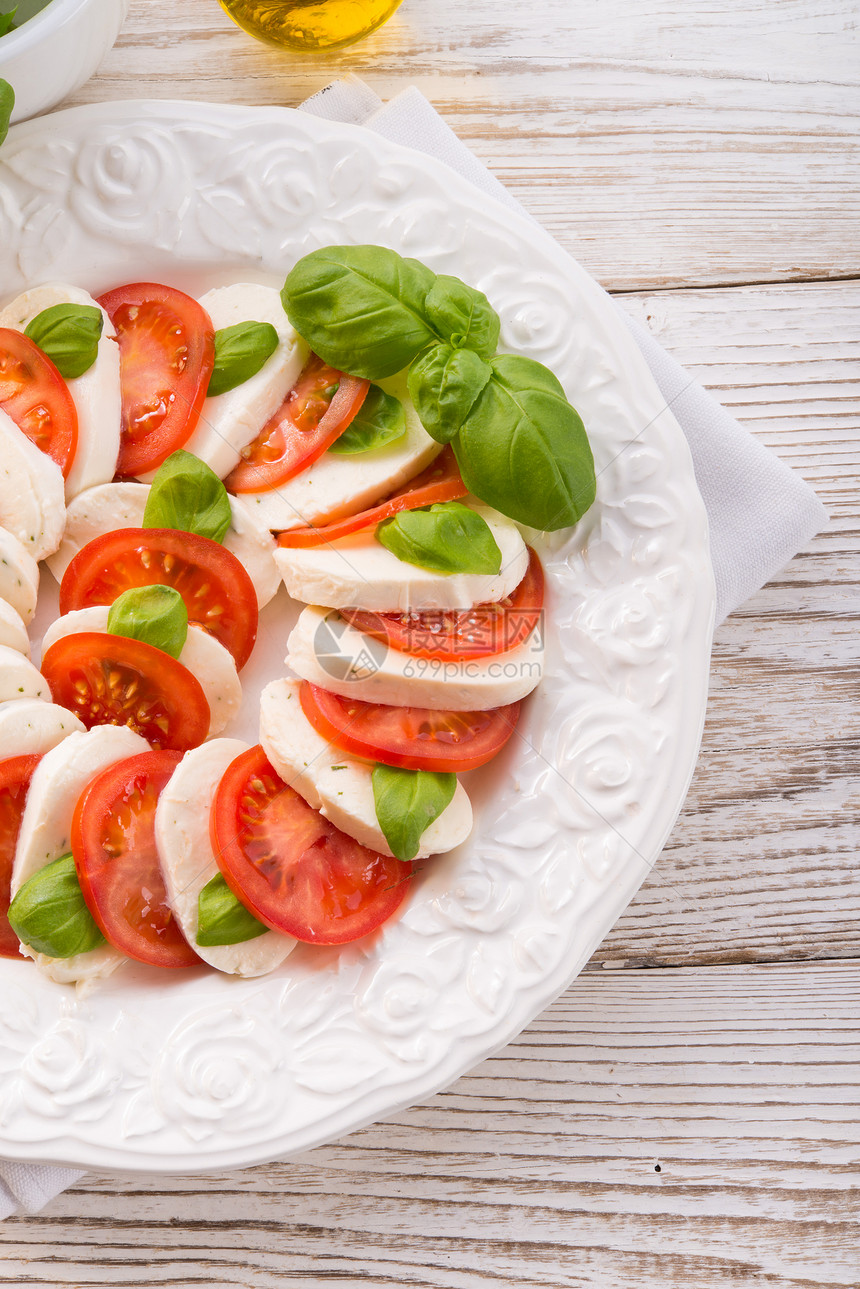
(8, 853, 106, 958)
(328, 384, 407, 455)
(423, 275, 500, 358)
(107, 585, 188, 660)
(208, 320, 279, 398)
(0, 10, 16, 37)
(377, 501, 502, 576)
(455, 354, 596, 531)
(196, 872, 268, 946)
(282, 245, 440, 380)
(0, 79, 13, 147)
(408, 343, 492, 444)
(24, 302, 104, 380)
(372, 764, 457, 862)
(143, 449, 232, 543)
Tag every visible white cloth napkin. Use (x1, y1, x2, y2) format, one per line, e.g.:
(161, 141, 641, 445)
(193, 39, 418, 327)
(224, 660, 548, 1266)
(0, 76, 829, 1219)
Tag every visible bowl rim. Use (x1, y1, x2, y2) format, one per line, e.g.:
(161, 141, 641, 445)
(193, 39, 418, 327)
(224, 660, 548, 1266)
(0, 0, 104, 61)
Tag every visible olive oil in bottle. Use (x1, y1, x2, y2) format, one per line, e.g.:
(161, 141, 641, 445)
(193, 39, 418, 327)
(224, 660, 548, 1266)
(219, 0, 404, 52)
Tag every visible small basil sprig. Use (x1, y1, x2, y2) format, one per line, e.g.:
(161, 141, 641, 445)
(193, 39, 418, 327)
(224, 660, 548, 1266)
(196, 872, 268, 946)
(0, 79, 13, 147)
(328, 384, 406, 455)
(143, 449, 232, 543)
(208, 321, 279, 398)
(407, 344, 492, 445)
(377, 501, 502, 576)
(24, 303, 104, 380)
(107, 585, 188, 660)
(0, 10, 16, 38)
(372, 764, 456, 861)
(8, 853, 106, 959)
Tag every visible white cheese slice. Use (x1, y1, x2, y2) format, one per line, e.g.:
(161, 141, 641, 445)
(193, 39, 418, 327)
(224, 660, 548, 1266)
(274, 502, 529, 612)
(0, 524, 39, 623)
(0, 644, 48, 703)
(259, 678, 472, 859)
(42, 607, 241, 738)
(47, 481, 280, 608)
(0, 408, 65, 561)
(0, 699, 84, 754)
(155, 737, 296, 977)
(0, 283, 121, 500)
(0, 600, 30, 656)
(238, 371, 441, 533)
(287, 606, 545, 711)
(11, 724, 149, 986)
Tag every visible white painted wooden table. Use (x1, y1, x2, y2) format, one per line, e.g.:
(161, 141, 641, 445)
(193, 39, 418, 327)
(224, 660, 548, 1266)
(2, 1, 858, 1284)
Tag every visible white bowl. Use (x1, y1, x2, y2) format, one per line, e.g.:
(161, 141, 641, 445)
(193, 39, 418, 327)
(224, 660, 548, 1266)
(0, 0, 129, 123)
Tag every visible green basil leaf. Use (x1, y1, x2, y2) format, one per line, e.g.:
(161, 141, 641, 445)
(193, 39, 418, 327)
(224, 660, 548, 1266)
(282, 245, 440, 380)
(0, 11, 16, 37)
(196, 872, 268, 946)
(0, 79, 13, 147)
(107, 585, 188, 660)
(143, 449, 232, 543)
(8, 853, 106, 958)
(455, 354, 596, 531)
(372, 764, 457, 862)
(328, 384, 407, 455)
(423, 275, 500, 358)
(407, 343, 492, 444)
(208, 320, 279, 398)
(24, 303, 103, 379)
(377, 501, 502, 575)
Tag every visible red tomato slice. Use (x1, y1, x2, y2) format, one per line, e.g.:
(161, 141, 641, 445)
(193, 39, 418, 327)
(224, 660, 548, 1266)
(211, 745, 412, 945)
(41, 632, 210, 753)
(59, 527, 258, 670)
(0, 328, 78, 477)
(276, 445, 467, 547)
(227, 353, 369, 494)
(72, 749, 199, 968)
(300, 682, 522, 773)
(97, 282, 214, 477)
(340, 546, 545, 661)
(0, 754, 42, 959)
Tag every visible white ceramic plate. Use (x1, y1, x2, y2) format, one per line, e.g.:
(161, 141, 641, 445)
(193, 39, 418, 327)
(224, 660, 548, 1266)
(0, 101, 714, 1171)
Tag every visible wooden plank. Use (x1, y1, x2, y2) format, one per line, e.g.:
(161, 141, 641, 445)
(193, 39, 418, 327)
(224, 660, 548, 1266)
(1, 962, 858, 1288)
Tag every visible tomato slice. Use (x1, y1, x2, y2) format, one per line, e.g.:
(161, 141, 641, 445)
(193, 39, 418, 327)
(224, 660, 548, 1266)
(276, 445, 467, 547)
(59, 527, 258, 670)
(72, 749, 199, 968)
(97, 282, 215, 477)
(227, 353, 369, 494)
(0, 328, 78, 477)
(0, 754, 42, 959)
(340, 546, 545, 662)
(212, 745, 412, 945)
(300, 682, 522, 773)
(41, 632, 210, 753)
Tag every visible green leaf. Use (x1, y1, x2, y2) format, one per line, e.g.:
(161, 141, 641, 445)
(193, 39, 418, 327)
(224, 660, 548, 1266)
(455, 354, 596, 531)
(196, 872, 268, 946)
(107, 585, 188, 660)
(143, 449, 232, 543)
(8, 853, 106, 958)
(282, 245, 440, 380)
(408, 343, 492, 444)
(423, 275, 500, 357)
(328, 384, 407, 455)
(0, 10, 16, 37)
(24, 303, 103, 379)
(208, 320, 279, 398)
(0, 79, 13, 147)
(376, 501, 502, 575)
(372, 764, 457, 862)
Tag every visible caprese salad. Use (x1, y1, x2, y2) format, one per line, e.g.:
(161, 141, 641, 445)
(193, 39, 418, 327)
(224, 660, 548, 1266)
(0, 244, 596, 987)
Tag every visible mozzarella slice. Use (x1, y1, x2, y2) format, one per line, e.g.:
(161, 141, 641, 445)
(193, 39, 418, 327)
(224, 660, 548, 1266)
(0, 524, 39, 623)
(238, 371, 441, 533)
(0, 409, 65, 561)
(0, 600, 30, 656)
(155, 738, 296, 977)
(0, 283, 121, 500)
(47, 481, 280, 608)
(274, 503, 529, 612)
(287, 606, 545, 710)
(0, 644, 48, 703)
(11, 724, 149, 986)
(42, 607, 242, 738)
(0, 699, 84, 754)
(259, 678, 472, 858)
